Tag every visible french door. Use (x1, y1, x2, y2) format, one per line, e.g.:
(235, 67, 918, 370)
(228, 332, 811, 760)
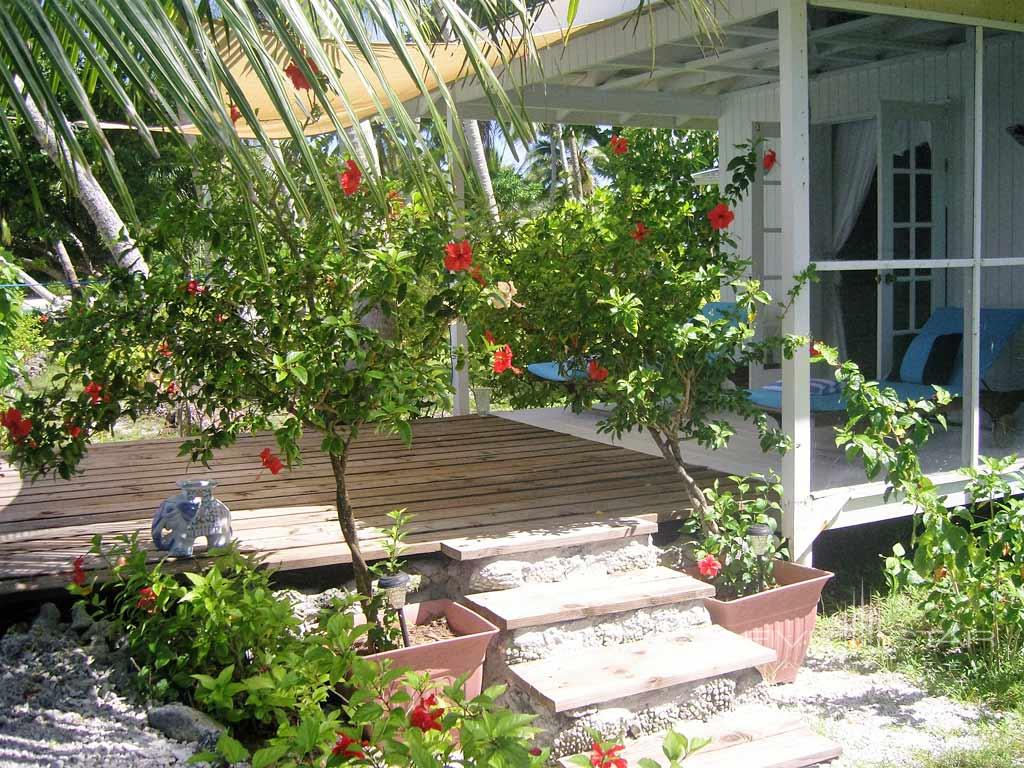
(877, 101, 949, 378)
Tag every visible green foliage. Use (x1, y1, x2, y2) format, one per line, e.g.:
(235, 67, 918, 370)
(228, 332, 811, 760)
(0, 255, 26, 395)
(75, 536, 547, 767)
(685, 474, 788, 599)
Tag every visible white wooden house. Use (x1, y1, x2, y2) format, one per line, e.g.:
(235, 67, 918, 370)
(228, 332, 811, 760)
(439, 0, 1024, 563)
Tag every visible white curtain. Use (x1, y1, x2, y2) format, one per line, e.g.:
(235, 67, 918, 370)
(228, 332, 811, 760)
(817, 119, 879, 358)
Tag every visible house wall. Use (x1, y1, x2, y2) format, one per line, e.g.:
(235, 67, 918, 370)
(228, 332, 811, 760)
(718, 32, 1024, 318)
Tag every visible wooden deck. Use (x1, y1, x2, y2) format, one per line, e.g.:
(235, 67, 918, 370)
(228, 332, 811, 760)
(0, 414, 724, 594)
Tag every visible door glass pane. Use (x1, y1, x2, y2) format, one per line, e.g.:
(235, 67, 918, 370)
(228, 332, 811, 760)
(915, 281, 931, 328)
(915, 228, 931, 260)
(916, 173, 932, 221)
(894, 228, 910, 259)
(894, 282, 910, 328)
(915, 141, 932, 170)
(894, 174, 910, 222)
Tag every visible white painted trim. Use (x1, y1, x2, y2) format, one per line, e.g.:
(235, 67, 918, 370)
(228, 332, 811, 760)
(962, 26, 985, 468)
(779, 0, 814, 566)
(811, 258, 975, 271)
(448, 111, 471, 418)
(809, 0, 1024, 33)
(519, 84, 722, 117)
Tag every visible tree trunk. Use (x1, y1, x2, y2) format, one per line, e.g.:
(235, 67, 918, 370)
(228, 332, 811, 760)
(0, 257, 59, 305)
(52, 240, 82, 295)
(566, 128, 584, 200)
(462, 119, 499, 223)
(328, 450, 379, 631)
(549, 124, 562, 202)
(14, 77, 148, 277)
(646, 426, 715, 529)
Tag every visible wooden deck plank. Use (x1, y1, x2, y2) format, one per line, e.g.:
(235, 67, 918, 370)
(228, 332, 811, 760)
(0, 414, 724, 594)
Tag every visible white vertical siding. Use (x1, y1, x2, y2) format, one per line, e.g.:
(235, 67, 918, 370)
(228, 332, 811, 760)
(717, 33, 1024, 307)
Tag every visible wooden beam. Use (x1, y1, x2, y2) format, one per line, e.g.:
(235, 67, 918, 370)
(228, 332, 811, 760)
(779, 0, 814, 565)
(809, 0, 1024, 32)
(520, 83, 721, 117)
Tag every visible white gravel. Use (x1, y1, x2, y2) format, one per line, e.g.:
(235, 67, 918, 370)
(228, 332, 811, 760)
(0, 617, 196, 768)
(770, 644, 989, 767)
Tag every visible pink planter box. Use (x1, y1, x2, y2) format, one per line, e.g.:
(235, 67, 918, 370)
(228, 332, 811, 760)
(690, 561, 833, 684)
(365, 599, 499, 698)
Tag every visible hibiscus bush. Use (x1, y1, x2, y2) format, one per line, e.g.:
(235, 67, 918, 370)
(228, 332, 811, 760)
(476, 129, 795, 528)
(71, 536, 549, 768)
(3, 144, 493, 641)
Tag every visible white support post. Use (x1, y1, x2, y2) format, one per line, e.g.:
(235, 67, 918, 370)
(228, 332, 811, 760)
(447, 111, 471, 417)
(778, 0, 815, 565)
(962, 26, 984, 467)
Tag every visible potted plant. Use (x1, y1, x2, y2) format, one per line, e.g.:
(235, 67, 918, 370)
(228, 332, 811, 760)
(681, 474, 832, 684)
(363, 510, 499, 698)
(3, 146, 493, 655)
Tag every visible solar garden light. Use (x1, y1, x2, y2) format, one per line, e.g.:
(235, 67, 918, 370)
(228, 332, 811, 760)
(747, 523, 773, 593)
(377, 572, 412, 647)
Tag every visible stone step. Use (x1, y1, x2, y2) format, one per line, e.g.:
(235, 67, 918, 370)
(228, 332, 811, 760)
(440, 513, 658, 561)
(558, 705, 840, 768)
(465, 566, 712, 631)
(509, 624, 776, 713)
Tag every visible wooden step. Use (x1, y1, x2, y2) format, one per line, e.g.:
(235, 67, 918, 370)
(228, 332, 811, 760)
(440, 513, 658, 561)
(464, 566, 713, 630)
(510, 624, 776, 712)
(559, 706, 840, 768)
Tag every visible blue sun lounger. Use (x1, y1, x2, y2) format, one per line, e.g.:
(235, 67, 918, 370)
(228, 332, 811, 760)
(526, 301, 744, 383)
(747, 307, 1024, 413)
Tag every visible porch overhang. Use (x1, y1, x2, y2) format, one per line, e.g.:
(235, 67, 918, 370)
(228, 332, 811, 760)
(814, 0, 1024, 31)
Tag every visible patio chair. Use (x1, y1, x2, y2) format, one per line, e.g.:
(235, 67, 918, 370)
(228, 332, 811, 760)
(746, 307, 1024, 415)
(525, 301, 744, 383)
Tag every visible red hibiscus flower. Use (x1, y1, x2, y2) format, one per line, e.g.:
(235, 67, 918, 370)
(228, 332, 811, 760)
(284, 58, 319, 91)
(1, 408, 31, 443)
(444, 240, 474, 272)
(157, 342, 173, 358)
(529, 747, 543, 757)
(339, 159, 361, 196)
(332, 733, 367, 759)
(630, 221, 649, 242)
(590, 742, 627, 768)
(185, 279, 205, 296)
(229, 104, 241, 125)
(136, 586, 157, 613)
(260, 447, 285, 475)
(39, 314, 48, 324)
(810, 341, 823, 358)
(707, 202, 735, 231)
(609, 134, 628, 155)
(83, 381, 103, 405)
(166, 382, 178, 396)
(71, 555, 87, 587)
(587, 359, 609, 382)
(483, 330, 497, 346)
(698, 553, 722, 578)
(492, 344, 522, 375)
(409, 693, 444, 732)
(215, 313, 227, 324)
(469, 265, 487, 287)
(67, 424, 82, 440)
(762, 148, 777, 172)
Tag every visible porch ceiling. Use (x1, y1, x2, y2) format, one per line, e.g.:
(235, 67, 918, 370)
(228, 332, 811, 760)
(450, 5, 1004, 130)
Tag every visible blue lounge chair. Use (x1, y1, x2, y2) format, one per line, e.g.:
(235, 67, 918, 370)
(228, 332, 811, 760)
(526, 301, 744, 383)
(747, 307, 1024, 413)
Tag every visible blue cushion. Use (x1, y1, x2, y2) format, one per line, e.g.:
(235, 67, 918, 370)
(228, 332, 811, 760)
(526, 361, 587, 383)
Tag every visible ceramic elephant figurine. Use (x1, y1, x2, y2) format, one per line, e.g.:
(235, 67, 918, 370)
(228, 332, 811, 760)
(152, 479, 232, 558)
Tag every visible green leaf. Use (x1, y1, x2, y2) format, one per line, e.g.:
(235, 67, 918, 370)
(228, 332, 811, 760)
(216, 734, 250, 764)
(252, 743, 291, 768)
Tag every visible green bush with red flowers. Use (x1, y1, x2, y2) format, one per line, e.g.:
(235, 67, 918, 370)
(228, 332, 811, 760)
(72, 535, 549, 768)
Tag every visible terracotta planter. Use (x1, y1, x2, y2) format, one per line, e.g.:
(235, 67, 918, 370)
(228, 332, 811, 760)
(365, 599, 498, 698)
(690, 561, 833, 684)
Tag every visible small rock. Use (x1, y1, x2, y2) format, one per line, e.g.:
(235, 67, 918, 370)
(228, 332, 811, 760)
(33, 602, 61, 628)
(71, 601, 94, 633)
(85, 617, 113, 643)
(471, 560, 525, 591)
(147, 703, 225, 744)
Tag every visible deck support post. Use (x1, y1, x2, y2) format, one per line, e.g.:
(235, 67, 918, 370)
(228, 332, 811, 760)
(778, 0, 814, 565)
(447, 110, 471, 417)
(961, 26, 984, 468)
